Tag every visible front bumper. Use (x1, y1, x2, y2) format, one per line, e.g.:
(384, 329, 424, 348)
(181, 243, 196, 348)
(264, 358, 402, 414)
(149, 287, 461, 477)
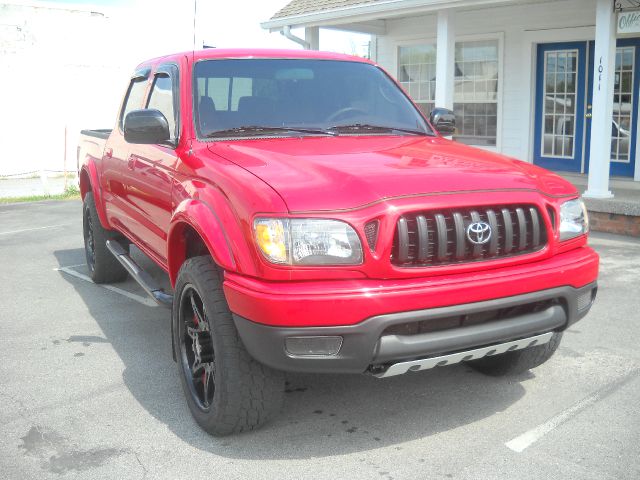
(232, 282, 597, 374)
(224, 246, 599, 328)
(225, 245, 598, 375)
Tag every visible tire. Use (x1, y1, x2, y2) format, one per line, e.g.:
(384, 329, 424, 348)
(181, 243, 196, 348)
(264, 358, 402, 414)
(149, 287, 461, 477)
(172, 256, 284, 436)
(469, 332, 563, 376)
(82, 192, 128, 284)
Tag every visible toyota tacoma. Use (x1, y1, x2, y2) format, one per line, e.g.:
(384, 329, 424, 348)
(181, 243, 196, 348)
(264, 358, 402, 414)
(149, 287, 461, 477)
(77, 49, 598, 435)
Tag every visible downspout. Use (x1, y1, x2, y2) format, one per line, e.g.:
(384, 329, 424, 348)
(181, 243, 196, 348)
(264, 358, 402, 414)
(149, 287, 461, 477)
(280, 25, 310, 50)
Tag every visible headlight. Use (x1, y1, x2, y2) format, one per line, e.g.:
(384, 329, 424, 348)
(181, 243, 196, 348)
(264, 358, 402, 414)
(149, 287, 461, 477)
(254, 218, 363, 265)
(559, 198, 589, 241)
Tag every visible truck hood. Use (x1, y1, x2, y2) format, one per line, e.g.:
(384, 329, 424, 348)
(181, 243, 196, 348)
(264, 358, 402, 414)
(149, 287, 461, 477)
(208, 136, 577, 212)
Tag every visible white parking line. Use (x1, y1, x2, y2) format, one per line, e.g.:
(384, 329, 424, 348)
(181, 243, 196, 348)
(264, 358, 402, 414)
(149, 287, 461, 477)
(505, 369, 639, 452)
(0, 223, 73, 236)
(55, 265, 157, 308)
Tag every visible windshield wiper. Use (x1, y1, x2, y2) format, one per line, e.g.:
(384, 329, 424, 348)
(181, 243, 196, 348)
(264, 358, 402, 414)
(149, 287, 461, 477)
(203, 125, 337, 138)
(328, 123, 429, 136)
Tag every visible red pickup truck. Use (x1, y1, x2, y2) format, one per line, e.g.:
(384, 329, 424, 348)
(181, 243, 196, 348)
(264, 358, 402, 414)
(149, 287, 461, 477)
(78, 49, 598, 436)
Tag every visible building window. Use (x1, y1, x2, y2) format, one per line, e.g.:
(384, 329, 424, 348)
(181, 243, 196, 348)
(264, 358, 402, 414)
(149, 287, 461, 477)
(453, 40, 499, 147)
(612, 46, 634, 163)
(541, 49, 578, 158)
(397, 44, 437, 116)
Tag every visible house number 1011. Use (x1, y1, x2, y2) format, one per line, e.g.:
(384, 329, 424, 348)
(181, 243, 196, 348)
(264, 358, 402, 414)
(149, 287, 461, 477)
(598, 56, 603, 91)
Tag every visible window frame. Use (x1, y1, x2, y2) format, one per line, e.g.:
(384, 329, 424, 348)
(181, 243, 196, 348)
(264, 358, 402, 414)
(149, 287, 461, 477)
(453, 33, 504, 151)
(539, 47, 580, 160)
(394, 32, 504, 152)
(611, 45, 635, 164)
(396, 41, 438, 116)
(145, 63, 181, 147)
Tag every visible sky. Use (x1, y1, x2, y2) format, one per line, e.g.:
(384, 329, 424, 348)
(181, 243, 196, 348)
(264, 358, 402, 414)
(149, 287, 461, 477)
(31, 0, 371, 55)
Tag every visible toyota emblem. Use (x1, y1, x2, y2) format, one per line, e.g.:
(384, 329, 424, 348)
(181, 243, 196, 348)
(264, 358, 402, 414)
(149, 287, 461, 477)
(466, 221, 492, 245)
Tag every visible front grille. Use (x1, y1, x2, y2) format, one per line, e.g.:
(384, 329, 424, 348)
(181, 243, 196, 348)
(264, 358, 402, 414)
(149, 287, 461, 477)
(391, 205, 547, 267)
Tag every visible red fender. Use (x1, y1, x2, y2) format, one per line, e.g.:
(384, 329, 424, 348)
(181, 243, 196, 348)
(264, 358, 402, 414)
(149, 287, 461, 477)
(167, 199, 237, 286)
(80, 160, 110, 230)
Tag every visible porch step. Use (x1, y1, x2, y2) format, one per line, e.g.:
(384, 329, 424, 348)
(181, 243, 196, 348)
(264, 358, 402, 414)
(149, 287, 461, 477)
(586, 209, 640, 237)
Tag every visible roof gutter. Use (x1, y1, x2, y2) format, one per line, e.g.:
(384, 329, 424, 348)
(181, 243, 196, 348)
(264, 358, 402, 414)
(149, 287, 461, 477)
(280, 25, 310, 49)
(261, 0, 518, 30)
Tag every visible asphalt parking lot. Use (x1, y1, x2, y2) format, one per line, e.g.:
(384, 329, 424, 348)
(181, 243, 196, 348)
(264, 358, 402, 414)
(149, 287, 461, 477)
(0, 199, 639, 480)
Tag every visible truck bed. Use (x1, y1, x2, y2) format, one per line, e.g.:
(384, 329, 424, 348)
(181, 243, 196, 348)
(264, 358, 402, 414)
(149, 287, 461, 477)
(77, 129, 111, 171)
(80, 129, 112, 140)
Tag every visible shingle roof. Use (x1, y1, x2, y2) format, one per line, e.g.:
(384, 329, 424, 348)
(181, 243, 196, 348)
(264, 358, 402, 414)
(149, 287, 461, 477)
(270, 0, 383, 20)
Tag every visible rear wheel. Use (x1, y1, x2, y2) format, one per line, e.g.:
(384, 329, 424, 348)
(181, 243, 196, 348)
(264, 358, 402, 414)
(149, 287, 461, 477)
(469, 332, 563, 376)
(173, 256, 284, 436)
(83, 192, 128, 284)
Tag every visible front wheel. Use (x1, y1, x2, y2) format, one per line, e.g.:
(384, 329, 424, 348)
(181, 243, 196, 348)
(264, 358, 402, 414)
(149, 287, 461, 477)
(172, 256, 284, 436)
(469, 332, 563, 376)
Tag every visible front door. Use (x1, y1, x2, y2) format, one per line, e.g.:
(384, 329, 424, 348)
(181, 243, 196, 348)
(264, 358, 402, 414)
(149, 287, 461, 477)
(534, 42, 587, 173)
(535, 40, 639, 178)
(585, 39, 639, 177)
(122, 65, 180, 264)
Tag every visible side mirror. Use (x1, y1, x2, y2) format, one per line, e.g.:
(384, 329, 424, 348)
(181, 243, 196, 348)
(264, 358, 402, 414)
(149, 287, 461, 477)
(429, 107, 456, 136)
(124, 109, 171, 144)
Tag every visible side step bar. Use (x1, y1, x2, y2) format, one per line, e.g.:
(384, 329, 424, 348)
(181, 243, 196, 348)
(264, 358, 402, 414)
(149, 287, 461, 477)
(105, 240, 173, 309)
(373, 332, 554, 378)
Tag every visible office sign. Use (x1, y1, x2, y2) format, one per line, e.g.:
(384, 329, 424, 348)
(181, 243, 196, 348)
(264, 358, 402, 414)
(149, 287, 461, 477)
(618, 11, 640, 35)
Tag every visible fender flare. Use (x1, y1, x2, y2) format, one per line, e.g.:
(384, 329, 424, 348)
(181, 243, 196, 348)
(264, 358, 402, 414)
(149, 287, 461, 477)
(167, 198, 236, 286)
(80, 161, 110, 230)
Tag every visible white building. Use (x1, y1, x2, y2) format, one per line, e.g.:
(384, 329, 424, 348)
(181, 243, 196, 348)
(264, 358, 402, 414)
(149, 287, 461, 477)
(262, 0, 640, 198)
(0, 1, 194, 177)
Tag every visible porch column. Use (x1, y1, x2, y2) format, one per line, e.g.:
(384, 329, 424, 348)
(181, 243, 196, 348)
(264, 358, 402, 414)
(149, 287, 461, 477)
(435, 9, 456, 110)
(584, 0, 616, 198)
(305, 27, 320, 50)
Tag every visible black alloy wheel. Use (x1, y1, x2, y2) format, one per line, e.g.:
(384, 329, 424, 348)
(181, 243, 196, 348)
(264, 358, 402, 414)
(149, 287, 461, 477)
(172, 256, 284, 435)
(178, 284, 216, 410)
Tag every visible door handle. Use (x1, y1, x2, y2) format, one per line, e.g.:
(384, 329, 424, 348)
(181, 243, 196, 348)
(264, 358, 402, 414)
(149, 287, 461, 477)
(127, 155, 136, 170)
(105, 148, 113, 159)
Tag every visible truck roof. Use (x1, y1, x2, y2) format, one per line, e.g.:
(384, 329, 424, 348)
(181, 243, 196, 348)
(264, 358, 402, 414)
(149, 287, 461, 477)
(137, 48, 373, 69)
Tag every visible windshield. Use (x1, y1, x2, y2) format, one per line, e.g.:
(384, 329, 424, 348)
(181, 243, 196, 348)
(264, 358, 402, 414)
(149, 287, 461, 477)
(193, 59, 433, 139)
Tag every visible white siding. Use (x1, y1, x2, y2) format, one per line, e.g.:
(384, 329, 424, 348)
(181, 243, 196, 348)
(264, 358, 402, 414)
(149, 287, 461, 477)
(375, 0, 598, 161)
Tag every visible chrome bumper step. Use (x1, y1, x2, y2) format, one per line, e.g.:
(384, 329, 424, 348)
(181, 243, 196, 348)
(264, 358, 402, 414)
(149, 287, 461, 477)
(373, 332, 554, 378)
